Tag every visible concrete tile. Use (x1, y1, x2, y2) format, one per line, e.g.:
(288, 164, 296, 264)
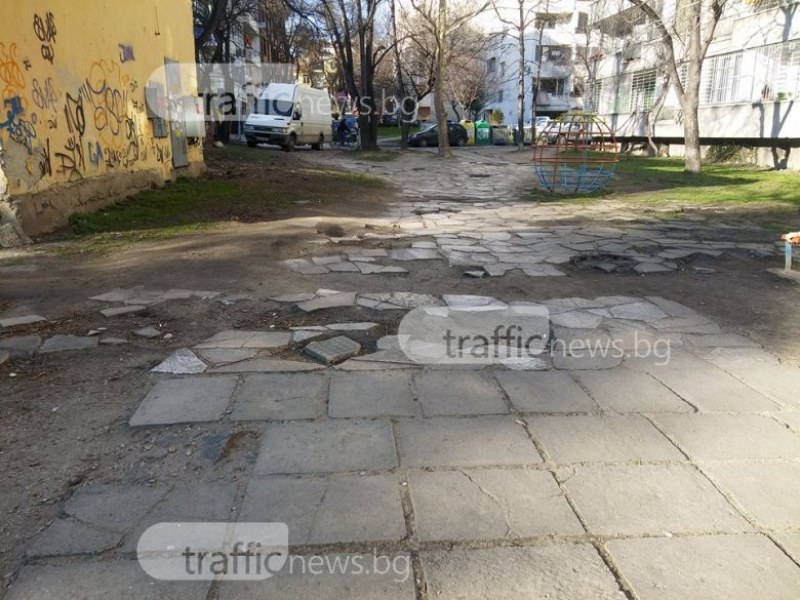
(650, 367, 779, 412)
(304, 336, 361, 365)
(701, 462, 800, 529)
(414, 371, 508, 416)
(240, 474, 406, 544)
(773, 412, 800, 433)
(5, 563, 209, 600)
(574, 369, 693, 413)
(195, 330, 291, 350)
(409, 469, 582, 541)
(725, 365, 800, 410)
(565, 464, 749, 536)
(39, 335, 99, 353)
(297, 292, 357, 312)
(209, 359, 323, 373)
(775, 532, 800, 564)
(151, 348, 208, 374)
(217, 553, 415, 599)
(651, 414, 800, 460)
(528, 415, 683, 463)
(100, 305, 146, 318)
(422, 545, 626, 600)
(494, 370, 597, 413)
(396, 416, 541, 468)
(0, 314, 46, 328)
(232, 373, 326, 421)
(254, 420, 398, 475)
(607, 534, 800, 600)
(129, 377, 237, 426)
(328, 371, 418, 418)
(0, 335, 42, 358)
(26, 519, 121, 557)
(63, 485, 168, 533)
(609, 302, 668, 322)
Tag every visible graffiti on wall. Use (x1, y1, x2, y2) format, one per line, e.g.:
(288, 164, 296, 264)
(32, 11, 57, 64)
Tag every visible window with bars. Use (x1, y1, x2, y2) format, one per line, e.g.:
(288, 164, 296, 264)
(630, 69, 657, 110)
(702, 52, 743, 104)
(757, 40, 800, 100)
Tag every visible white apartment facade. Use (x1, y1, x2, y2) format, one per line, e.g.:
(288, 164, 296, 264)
(590, 0, 799, 167)
(484, 0, 596, 126)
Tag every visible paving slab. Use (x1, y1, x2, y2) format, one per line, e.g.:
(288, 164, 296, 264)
(100, 305, 147, 318)
(304, 336, 361, 365)
(39, 335, 99, 353)
(723, 365, 800, 410)
(606, 534, 800, 600)
(231, 373, 326, 421)
(609, 302, 668, 322)
(0, 335, 42, 358)
(574, 369, 693, 413)
(775, 532, 800, 564)
(552, 352, 623, 370)
(773, 411, 800, 433)
(195, 330, 291, 350)
(565, 464, 749, 536)
(396, 416, 541, 467)
(195, 348, 258, 366)
(551, 311, 604, 329)
(391, 248, 441, 261)
(494, 370, 597, 413)
(210, 359, 323, 373)
(26, 519, 122, 556)
(151, 348, 208, 374)
(297, 292, 357, 312)
(253, 420, 398, 475)
(328, 371, 418, 417)
(5, 563, 210, 600)
(701, 462, 800, 529)
(217, 553, 415, 600)
(129, 377, 238, 426)
(63, 485, 168, 533)
(651, 413, 800, 460)
(528, 415, 684, 463)
(240, 474, 406, 544)
(684, 333, 759, 348)
(413, 370, 508, 416)
(421, 545, 626, 600)
(650, 367, 779, 412)
(0, 314, 46, 328)
(409, 469, 582, 541)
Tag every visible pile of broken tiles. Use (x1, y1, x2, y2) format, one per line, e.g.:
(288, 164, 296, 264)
(88, 287, 250, 317)
(281, 249, 408, 276)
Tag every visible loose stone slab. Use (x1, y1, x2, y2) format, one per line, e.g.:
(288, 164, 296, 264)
(650, 367, 779, 412)
(305, 336, 361, 365)
(195, 330, 291, 350)
(328, 371, 417, 417)
(551, 311, 604, 329)
(409, 469, 582, 541)
(129, 377, 237, 426)
(495, 370, 597, 413)
(5, 563, 209, 600)
(421, 545, 626, 600)
(39, 335, 99, 354)
(132, 326, 161, 339)
(63, 485, 168, 533)
(391, 248, 441, 261)
(651, 413, 800, 460)
(232, 373, 326, 421)
(609, 302, 669, 322)
(414, 370, 508, 416)
(210, 359, 323, 373)
(0, 314, 46, 328)
(0, 335, 41, 358)
(240, 474, 406, 544)
(254, 420, 398, 475)
(26, 519, 121, 557)
(217, 553, 415, 600)
(396, 416, 541, 468)
(151, 348, 208, 374)
(297, 292, 357, 312)
(528, 415, 683, 463)
(195, 348, 257, 366)
(565, 464, 749, 536)
(574, 369, 693, 413)
(701, 462, 800, 529)
(327, 322, 379, 331)
(100, 305, 147, 318)
(606, 534, 800, 600)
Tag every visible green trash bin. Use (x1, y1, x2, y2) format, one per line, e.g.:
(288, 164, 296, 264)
(475, 120, 491, 145)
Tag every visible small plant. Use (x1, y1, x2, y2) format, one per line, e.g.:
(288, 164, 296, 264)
(705, 145, 755, 165)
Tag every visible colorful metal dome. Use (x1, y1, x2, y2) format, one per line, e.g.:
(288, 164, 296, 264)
(532, 112, 619, 194)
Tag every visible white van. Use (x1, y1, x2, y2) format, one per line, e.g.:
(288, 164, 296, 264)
(244, 83, 332, 151)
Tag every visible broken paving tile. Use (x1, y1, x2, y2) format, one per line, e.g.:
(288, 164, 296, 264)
(297, 292, 357, 312)
(390, 248, 442, 261)
(327, 262, 361, 273)
(130, 377, 236, 426)
(634, 263, 676, 274)
(270, 293, 316, 303)
(311, 255, 346, 266)
(209, 359, 324, 373)
(151, 348, 207, 374)
(195, 348, 258, 366)
(609, 302, 669, 322)
(464, 270, 487, 278)
(292, 329, 329, 344)
(195, 330, 291, 350)
(0, 349, 8, 366)
(0, 314, 47, 328)
(443, 294, 505, 309)
(26, 519, 121, 557)
(132, 326, 161, 339)
(551, 311, 604, 329)
(39, 335, 99, 354)
(0, 335, 42, 358)
(305, 336, 361, 365)
(327, 322, 379, 332)
(100, 305, 147, 318)
(99, 337, 128, 346)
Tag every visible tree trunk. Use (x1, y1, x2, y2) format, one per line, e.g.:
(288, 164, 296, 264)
(681, 0, 703, 174)
(682, 95, 702, 174)
(435, 0, 453, 158)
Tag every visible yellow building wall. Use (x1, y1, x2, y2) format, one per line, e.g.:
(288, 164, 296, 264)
(0, 0, 204, 235)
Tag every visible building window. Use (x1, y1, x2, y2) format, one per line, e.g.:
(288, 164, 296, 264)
(576, 12, 589, 33)
(487, 57, 497, 73)
(535, 45, 572, 64)
(591, 79, 603, 112)
(630, 69, 657, 110)
(539, 78, 567, 95)
(498, 89, 504, 103)
(702, 51, 743, 104)
(755, 40, 800, 101)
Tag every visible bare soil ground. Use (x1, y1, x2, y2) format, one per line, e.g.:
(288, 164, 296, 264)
(1, 144, 799, 590)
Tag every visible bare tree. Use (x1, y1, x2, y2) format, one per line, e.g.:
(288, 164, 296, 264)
(489, 0, 541, 149)
(627, 0, 730, 173)
(408, 0, 490, 157)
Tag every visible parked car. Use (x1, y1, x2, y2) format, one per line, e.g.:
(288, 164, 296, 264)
(544, 114, 593, 145)
(409, 123, 469, 147)
(521, 117, 552, 145)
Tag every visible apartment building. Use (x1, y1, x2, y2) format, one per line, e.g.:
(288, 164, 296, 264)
(590, 0, 799, 167)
